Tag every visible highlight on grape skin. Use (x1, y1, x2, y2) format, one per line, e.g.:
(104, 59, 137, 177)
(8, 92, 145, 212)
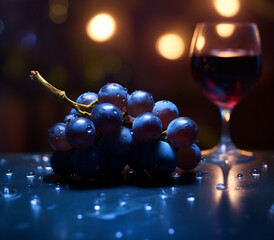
(30, 70, 203, 180)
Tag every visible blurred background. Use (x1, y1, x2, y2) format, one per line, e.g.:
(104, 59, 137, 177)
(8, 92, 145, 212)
(0, 0, 273, 152)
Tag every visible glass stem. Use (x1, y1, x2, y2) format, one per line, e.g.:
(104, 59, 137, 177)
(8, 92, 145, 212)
(218, 107, 234, 152)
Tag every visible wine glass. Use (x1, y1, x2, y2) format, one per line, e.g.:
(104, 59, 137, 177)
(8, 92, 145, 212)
(189, 23, 262, 163)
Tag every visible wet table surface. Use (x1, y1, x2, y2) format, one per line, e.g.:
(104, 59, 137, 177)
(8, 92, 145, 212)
(0, 151, 274, 240)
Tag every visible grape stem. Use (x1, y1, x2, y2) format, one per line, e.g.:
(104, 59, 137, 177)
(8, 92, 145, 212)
(30, 71, 98, 117)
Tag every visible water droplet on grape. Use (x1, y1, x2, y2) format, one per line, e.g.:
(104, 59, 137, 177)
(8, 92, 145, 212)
(86, 125, 93, 134)
(249, 168, 261, 178)
(77, 214, 83, 220)
(216, 183, 226, 190)
(237, 173, 243, 179)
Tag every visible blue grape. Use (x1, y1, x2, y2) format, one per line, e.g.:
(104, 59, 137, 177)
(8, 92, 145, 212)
(91, 103, 123, 134)
(152, 100, 179, 129)
(126, 90, 154, 117)
(50, 149, 75, 176)
(103, 126, 136, 156)
(70, 92, 98, 114)
(63, 114, 77, 123)
(98, 83, 127, 112)
(167, 117, 198, 148)
(132, 112, 162, 142)
(76, 92, 97, 105)
(104, 152, 127, 177)
(70, 108, 78, 115)
(48, 123, 72, 151)
(140, 141, 177, 176)
(65, 117, 96, 149)
(127, 142, 144, 170)
(177, 144, 201, 170)
(72, 146, 104, 179)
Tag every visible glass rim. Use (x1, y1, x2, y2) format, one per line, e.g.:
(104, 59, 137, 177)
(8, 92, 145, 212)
(194, 22, 258, 27)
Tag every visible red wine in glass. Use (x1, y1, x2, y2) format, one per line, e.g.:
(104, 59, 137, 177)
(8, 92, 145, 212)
(189, 23, 262, 163)
(191, 49, 262, 109)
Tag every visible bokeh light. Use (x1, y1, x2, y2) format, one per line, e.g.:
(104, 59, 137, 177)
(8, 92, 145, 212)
(196, 36, 205, 51)
(156, 33, 185, 60)
(216, 24, 235, 38)
(49, 0, 69, 24)
(86, 13, 116, 42)
(214, 0, 240, 17)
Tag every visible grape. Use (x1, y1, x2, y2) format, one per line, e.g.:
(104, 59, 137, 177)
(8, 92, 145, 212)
(70, 108, 78, 115)
(126, 90, 154, 117)
(140, 141, 177, 176)
(50, 149, 75, 176)
(91, 103, 123, 134)
(103, 126, 136, 156)
(167, 117, 198, 148)
(177, 144, 201, 170)
(98, 83, 127, 111)
(152, 100, 179, 129)
(65, 117, 96, 149)
(127, 142, 144, 170)
(48, 123, 72, 151)
(63, 114, 77, 123)
(72, 146, 104, 179)
(76, 92, 97, 105)
(132, 112, 163, 142)
(69, 92, 97, 115)
(104, 152, 127, 177)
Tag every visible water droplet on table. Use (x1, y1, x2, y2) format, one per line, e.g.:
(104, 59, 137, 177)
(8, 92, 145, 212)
(1, 187, 17, 199)
(262, 162, 268, 169)
(237, 173, 243, 179)
(216, 183, 226, 190)
(144, 203, 152, 211)
(115, 231, 123, 239)
(5, 169, 13, 177)
(55, 184, 61, 191)
(195, 171, 203, 180)
(172, 172, 180, 179)
(168, 228, 175, 235)
(187, 196, 195, 202)
(30, 195, 40, 206)
(249, 168, 261, 178)
(26, 171, 35, 179)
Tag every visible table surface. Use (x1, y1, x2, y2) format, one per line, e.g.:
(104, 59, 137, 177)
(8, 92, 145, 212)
(0, 151, 274, 240)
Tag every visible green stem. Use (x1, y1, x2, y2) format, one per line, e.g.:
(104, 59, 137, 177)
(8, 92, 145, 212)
(30, 70, 96, 117)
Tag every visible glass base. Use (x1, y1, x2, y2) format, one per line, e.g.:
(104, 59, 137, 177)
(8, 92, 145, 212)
(201, 143, 254, 164)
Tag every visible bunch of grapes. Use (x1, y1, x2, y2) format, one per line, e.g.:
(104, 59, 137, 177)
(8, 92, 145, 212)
(47, 82, 202, 179)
